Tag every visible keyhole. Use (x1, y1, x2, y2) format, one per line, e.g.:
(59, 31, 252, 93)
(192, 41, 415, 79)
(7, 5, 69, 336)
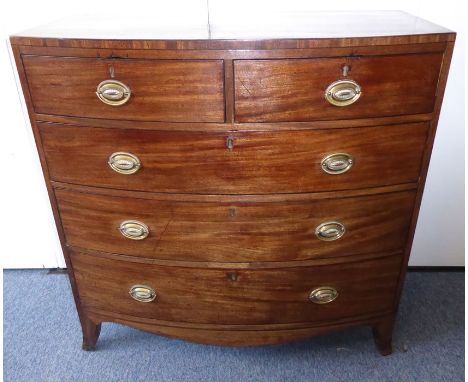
(227, 271, 238, 282)
(226, 136, 234, 151)
(109, 65, 116, 78)
(228, 207, 236, 218)
(342, 65, 350, 77)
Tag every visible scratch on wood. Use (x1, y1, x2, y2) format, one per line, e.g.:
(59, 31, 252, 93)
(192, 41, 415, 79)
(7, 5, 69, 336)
(238, 77, 252, 96)
(152, 215, 173, 250)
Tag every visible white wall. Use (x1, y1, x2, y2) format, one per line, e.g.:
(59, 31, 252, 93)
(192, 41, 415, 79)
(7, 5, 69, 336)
(0, 0, 464, 267)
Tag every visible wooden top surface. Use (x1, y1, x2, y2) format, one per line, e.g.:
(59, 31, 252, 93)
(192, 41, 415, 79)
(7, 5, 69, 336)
(11, 11, 454, 49)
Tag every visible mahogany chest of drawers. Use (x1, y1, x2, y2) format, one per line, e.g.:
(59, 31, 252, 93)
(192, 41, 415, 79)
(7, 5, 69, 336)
(11, 11, 454, 355)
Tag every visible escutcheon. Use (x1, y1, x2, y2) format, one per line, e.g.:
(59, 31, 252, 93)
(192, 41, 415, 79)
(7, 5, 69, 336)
(96, 79, 131, 106)
(325, 79, 361, 106)
(321, 153, 354, 175)
(309, 287, 339, 304)
(108, 152, 141, 175)
(315, 221, 346, 241)
(129, 285, 157, 302)
(119, 220, 149, 240)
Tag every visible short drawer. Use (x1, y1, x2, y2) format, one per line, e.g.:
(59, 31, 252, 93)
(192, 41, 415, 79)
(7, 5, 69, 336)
(22, 56, 225, 122)
(71, 250, 401, 325)
(40, 122, 428, 194)
(234, 53, 443, 122)
(56, 188, 415, 262)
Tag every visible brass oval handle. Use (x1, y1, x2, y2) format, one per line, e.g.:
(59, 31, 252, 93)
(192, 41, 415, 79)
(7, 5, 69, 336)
(119, 220, 149, 240)
(321, 153, 354, 175)
(315, 221, 346, 241)
(96, 79, 131, 106)
(108, 152, 141, 174)
(309, 287, 338, 304)
(129, 285, 157, 303)
(325, 79, 361, 106)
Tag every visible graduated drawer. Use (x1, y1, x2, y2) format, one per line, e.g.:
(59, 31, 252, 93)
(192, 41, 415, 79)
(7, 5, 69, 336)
(41, 122, 428, 194)
(56, 188, 415, 262)
(71, 250, 401, 325)
(234, 53, 443, 122)
(22, 56, 225, 122)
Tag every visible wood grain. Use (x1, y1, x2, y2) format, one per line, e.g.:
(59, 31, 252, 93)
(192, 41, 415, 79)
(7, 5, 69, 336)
(51, 181, 417, 203)
(56, 188, 415, 262)
(87, 310, 391, 346)
(234, 54, 443, 122)
(71, 250, 401, 325)
(393, 41, 457, 309)
(35, 112, 434, 132)
(40, 122, 428, 194)
(69, 247, 402, 270)
(22, 56, 225, 122)
(16, 42, 448, 61)
(9, 45, 102, 351)
(10, 33, 455, 50)
(9, 26, 454, 352)
(87, 305, 390, 330)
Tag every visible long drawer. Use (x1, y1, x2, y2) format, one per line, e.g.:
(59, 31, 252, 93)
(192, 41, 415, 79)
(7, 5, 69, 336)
(71, 250, 401, 325)
(41, 122, 428, 194)
(56, 188, 415, 262)
(22, 56, 225, 122)
(234, 53, 443, 122)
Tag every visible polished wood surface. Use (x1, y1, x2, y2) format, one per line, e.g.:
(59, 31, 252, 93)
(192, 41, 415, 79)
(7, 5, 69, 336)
(394, 41, 456, 310)
(88, 310, 391, 347)
(36, 112, 434, 132)
(52, 181, 417, 203)
(71, 250, 401, 325)
(234, 54, 442, 122)
(56, 188, 415, 262)
(11, 11, 455, 51)
(40, 122, 428, 194)
(372, 314, 395, 356)
(10, 43, 100, 353)
(10, 14, 454, 353)
(17, 42, 448, 61)
(23, 56, 225, 122)
(11, 34, 455, 51)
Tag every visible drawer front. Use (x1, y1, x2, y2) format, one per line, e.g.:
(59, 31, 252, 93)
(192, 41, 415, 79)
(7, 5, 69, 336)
(56, 189, 415, 262)
(22, 56, 225, 122)
(41, 122, 428, 194)
(71, 251, 401, 325)
(234, 54, 443, 122)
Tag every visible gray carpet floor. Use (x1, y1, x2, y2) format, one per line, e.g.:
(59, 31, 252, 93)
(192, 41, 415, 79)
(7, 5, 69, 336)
(3, 270, 464, 382)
